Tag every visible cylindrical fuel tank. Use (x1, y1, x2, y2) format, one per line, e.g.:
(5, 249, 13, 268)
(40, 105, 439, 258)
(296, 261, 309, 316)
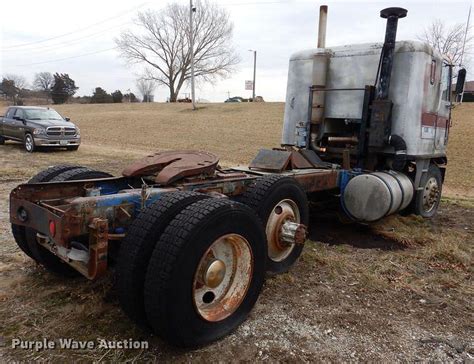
(342, 171, 414, 222)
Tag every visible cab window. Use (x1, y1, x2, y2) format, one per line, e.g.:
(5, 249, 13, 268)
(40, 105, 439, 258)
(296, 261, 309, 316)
(441, 65, 451, 101)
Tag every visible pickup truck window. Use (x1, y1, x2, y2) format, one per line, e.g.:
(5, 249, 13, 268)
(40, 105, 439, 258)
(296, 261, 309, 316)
(14, 109, 24, 118)
(6, 108, 15, 118)
(23, 108, 63, 121)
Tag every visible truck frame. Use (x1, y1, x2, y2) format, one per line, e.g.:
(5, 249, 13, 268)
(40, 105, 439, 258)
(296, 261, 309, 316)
(8, 6, 466, 347)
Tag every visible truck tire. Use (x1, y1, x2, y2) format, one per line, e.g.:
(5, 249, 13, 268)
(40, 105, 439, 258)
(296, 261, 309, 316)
(24, 133, 35, 153)
(414, 164, 443, 218)
(12, 165, 82, 259)
(67, 146, 79, 151)
(239, 175, 309, 274)
(144, 198, 266, 347)
(0, 135, 5, 145)
(49, 167, 112, 182)
(117, 191, 211, 328)
(25, 168, 113, 276)
(28, 164, 80, 183)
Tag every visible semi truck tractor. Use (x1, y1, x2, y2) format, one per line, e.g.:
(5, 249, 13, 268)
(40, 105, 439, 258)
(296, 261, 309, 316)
(9, 6, 465, 347)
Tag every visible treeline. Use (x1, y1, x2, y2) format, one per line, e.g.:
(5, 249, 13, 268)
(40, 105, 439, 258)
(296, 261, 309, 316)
(0, 72, 140, 105)
(88, 87, 138, 104)
(0, 72, 77, 105)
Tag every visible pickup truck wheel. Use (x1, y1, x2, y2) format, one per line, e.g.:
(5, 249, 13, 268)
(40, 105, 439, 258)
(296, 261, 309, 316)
(24, 133, 35, 153)
(144, 198, 266, 347)
(117, 191, 211, 328)
(12, 165, 83, 259)
(67, 146, 79, 151)
(239, 175, 309, 274)
(25, 168, 113, 276)
(0, 135, 5, 145)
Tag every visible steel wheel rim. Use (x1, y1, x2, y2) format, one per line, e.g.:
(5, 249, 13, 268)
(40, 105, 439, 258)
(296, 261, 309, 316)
(25, 136, 33, 151)
(193, 233, 253, 322)
(266, 199, 300, 262)
(423, 177, 439, 213)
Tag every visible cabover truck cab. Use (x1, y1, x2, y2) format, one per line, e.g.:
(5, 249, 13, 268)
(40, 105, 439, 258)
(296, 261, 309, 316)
(8, 7, 464, 347)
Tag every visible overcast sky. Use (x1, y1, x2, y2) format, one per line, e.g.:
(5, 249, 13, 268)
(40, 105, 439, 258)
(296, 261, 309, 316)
(0, 0, 471, 102)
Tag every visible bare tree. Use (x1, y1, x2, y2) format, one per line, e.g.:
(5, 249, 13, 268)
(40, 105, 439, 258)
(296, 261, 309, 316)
(1, 74, 27, 104)
(136, 78, 156, 102)
(116, 0, 239, 102)
(3, 74, 27, 90)
(33, 72, 54, 102)
(418, 19, 472, 71)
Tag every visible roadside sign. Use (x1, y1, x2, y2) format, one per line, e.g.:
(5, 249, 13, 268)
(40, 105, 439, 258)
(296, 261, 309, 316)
(245, 80, 253, 90)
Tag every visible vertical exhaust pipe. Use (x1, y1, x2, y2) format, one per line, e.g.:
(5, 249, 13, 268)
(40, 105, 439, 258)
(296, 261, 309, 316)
(318, 5, 328, 48)
(376, 7, 407, 100)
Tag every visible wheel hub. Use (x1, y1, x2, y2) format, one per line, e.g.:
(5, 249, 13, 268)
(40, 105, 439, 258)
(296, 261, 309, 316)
(203, 259, 226, 288)
(193, 234, 253, 322)
(266, 199, 303, 262)
(280, 220, 307, 245)
(423, 177, 439, 212)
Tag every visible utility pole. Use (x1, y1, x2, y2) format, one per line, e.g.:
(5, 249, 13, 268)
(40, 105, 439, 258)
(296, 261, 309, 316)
(459, 4, 471, 103)
(248, 50, 257, 101)
(190, 0, 196, 110)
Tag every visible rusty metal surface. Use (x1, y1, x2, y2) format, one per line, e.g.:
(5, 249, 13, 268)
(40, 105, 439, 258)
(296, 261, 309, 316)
(87, 218, 108, 279)
(249, 149, 291, 172)
(292, 170, 339, 192)
(122, 150, 219, 185)
(290, 151, 314, 169)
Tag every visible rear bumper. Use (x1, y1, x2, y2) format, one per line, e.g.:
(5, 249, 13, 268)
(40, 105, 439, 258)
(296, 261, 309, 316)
(34, 136, 81, 147)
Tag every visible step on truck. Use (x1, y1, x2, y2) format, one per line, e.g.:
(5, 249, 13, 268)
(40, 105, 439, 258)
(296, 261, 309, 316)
(9, 6, 465, 346)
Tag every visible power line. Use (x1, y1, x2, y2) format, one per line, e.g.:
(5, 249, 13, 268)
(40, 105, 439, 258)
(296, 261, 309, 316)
(3, 22, 132, 54)
(1, 2, 148, 50)
(13, 47, 118, 67)
(224, 0, 291, 5)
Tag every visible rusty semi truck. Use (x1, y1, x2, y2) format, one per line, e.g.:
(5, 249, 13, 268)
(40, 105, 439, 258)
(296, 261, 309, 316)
(9, 7, 465, 346)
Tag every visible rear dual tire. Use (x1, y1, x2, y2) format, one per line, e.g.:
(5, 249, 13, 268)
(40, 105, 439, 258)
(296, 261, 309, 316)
(117, 191, 212, 328)
(143, 198, 266, 347)
(117, 195, 266, 347)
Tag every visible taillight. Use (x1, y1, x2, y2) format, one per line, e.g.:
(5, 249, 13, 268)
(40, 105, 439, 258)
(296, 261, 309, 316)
(49, 220, 56, 237)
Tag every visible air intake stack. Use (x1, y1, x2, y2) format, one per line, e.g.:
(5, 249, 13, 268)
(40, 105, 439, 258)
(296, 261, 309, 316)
(376, 7, 408, 100)
(368, 7, 408, 171)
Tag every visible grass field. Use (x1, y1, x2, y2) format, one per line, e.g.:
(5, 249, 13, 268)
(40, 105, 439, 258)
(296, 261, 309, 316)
(0, 102, 473, 361)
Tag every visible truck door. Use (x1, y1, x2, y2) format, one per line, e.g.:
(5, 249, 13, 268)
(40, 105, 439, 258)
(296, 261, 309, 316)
(436, 64, 452, 149)
(2, 107, 17, 139)
(11, 108, 26, 140)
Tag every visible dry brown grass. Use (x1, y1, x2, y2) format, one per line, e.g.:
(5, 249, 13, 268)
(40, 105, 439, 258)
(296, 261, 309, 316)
(51, 102, 284, 166)
(444, 104, 474, 197)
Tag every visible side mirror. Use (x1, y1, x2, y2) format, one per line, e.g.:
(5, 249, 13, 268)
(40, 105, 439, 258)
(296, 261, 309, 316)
(65, 117, 71, 121)
(455, 68, 466, 95)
